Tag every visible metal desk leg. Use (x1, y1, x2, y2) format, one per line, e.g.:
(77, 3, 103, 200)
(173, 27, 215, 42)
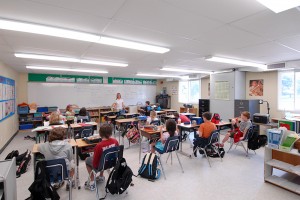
(178, 127, 191, 158)
(139, 133, 142, 164)
(75, 146, 81, 189)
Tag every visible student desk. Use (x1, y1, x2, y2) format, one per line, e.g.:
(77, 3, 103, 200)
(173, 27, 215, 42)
(163, 109, 177, 115)
(215, 121, 232, 130)
(32, 122, 98, 143)
(164, 115, 176, 120)
(155, 111, 166, 115)
(100, 111, 119, 123)
(121, 113, 139, 118)
(177, 124, 200, 157)
(139, 128, 161, 163)
(75, 138, 100, 189)
(180, 113, 196, 119)
(115, 118, 139, 143)
(31, 139, 78, 187)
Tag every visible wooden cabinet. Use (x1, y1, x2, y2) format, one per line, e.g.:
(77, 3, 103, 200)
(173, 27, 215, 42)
(264, 146, 300, 195)
(179, 107, 197, 115)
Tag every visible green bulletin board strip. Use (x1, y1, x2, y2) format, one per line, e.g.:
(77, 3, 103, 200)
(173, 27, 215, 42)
(28, 73, 103, 84)
(108, 77, 156, 85)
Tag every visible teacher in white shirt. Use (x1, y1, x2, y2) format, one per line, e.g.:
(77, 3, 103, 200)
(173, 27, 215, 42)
(112, 93, 125, 114)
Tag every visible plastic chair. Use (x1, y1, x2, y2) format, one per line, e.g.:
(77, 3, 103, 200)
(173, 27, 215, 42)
(227, 126, 256, 157)
(150, 120, 161, 126)
(193, 130, 222, 167)
(154, 136, 184, 180)
(45, 158, 72, 200)
(90, 145, 124, 199)
(77, 125, 94, 138)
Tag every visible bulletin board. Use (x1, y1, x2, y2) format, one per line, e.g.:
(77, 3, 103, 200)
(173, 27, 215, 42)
(0, 76, 15, 122)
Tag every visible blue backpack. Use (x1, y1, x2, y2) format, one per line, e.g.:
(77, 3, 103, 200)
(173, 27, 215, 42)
(138, 153, 161, 180)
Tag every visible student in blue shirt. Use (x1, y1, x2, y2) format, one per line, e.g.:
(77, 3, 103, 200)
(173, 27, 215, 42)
(156, 103, 161, 111)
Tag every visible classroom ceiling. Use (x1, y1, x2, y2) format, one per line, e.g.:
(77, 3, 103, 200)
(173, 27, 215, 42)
(0, 0, 300, 78)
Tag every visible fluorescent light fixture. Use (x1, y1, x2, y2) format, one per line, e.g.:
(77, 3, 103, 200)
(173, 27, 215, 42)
(98, 36, 169, 54)
(256, 0, 300, 13)
(0, 18, 100, 42)
(0, 18, 169, 53)
(161, 67, 212, 74)
(136, 73, 181, 78)
(206, 56, 267, 69)
(26, 66, 108, 74)
(15, 53, 128, 67)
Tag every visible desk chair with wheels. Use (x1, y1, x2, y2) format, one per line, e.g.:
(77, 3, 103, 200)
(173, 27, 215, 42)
(154, 136, 184, 180)
(90, 145, 124, 199)
(227, 126, 255, 157)
(193, 130, 222, 167)
(45, 158, 72, 200)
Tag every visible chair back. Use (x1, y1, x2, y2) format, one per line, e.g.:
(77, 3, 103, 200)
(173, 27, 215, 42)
(163, 136, 180, 153)
(150, 120, 161, 126)
(45, 158, 68, 183)
(96, 145, 124, 172)
(79, 126, 94, 138)
(207, 130, 220, 145)
(244, 126, 254, 141)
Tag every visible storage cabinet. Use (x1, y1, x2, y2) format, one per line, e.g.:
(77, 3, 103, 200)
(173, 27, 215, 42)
(264, 147, 300, 195)
(234, 99, 260, 120)
(179, 107, 197, 116)
(198, 99, 209, 116)
(0, 158, 17, 200)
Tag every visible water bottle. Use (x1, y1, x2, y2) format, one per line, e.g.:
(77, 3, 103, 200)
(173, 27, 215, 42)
(74, 116, 77, 124)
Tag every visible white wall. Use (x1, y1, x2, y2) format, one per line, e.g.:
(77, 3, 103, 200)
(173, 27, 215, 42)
(245, 71, 281, 118)
(0, 62, 20, 151)
(201, 77, 210, 99)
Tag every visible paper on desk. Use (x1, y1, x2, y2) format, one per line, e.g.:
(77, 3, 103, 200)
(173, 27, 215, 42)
(31, 126, 52, 132)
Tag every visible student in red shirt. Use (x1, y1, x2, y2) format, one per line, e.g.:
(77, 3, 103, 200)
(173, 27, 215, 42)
(84, 124, 119, 191)
(174, 112, 191, 123)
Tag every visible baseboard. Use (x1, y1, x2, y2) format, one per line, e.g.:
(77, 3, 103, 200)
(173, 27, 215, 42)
(0, 130, 19, 155)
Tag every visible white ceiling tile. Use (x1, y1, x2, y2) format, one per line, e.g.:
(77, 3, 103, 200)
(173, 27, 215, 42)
(1, 31, 91, 57)
(0, 0, 110, 34)
(232, 9, 300, 40)
(27, 0, 126, 19)
(276, 35, 300, 52)
(114, 0, 223, 38)
(163, 0, 267, 23)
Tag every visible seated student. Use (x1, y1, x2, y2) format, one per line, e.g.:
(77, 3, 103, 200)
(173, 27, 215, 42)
(193, 112, 217, 157)
(146, 110, 159, 125)
(77, 107, 90, 123)
(151, 119, 177, 153)
(84, 124, 119, 191)
(49, 111, 64, 125)
(218, 111, 252, 147)
(174, 112, 191, 124)
(38, 127, 75, 190)
(65, 104, 75, 121)
(156, 103, 162, 111)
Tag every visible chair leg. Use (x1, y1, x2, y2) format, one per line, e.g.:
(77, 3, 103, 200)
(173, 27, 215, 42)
(166, 153, 171, 163)
(203, 148, 211, 167)
(157, 156, 166, 180)
(227, 141, 234, 153)
(68, 178, 72, 200)
(171, 152, 173, 165)
(175, 151, 184, 173)
(241, 142, 247, 156)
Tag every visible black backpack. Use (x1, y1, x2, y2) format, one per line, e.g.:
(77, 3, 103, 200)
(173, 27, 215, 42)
(138, 153, 161, 180)
(16, 150, 31, 178)
(100, 158, 133, 200)
(5, 150, 19, 160)
(248, 134, 268, 150)
(26, 161, 60, 200)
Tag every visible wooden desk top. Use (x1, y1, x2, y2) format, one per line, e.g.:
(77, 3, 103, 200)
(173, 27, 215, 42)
(165, 115, 176, 119)
(180, 113, 196, 116)
(115, 118, 138, 124)
(163, 109, 177, 112)
(108, 116, 117, 119)
(32, 122, 98, 132)
(32, 139, 77, 153)
(76, 138, 100, 148)
(177, 123, 200, 129)
(155, 111, 166, 114)
(215, 122, 231, 126)
(122, 113, 138, 116)
(140, 128, 161, 139)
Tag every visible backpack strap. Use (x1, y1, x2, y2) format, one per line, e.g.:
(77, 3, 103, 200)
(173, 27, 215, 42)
(138, 153, 151, 175)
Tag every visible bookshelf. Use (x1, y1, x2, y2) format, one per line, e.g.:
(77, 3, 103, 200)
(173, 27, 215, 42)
(264, 146, 300, 195)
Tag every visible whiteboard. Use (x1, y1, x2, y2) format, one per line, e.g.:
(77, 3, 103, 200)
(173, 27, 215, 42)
(28, 82, 156, 108)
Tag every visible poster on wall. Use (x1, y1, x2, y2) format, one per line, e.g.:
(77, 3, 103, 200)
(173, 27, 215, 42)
(171, 86, 178, 95)
(214, 81, 230, 100)
(249, 79, 263, 96)
(0, 76, 15, 122)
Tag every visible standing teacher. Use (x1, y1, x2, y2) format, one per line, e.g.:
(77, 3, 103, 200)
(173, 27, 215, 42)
(112, 93, 125, 114)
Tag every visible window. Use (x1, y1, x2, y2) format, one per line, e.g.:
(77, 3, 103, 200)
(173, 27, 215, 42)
(278, 71, 300, 111)
(179, 80, 200, 103)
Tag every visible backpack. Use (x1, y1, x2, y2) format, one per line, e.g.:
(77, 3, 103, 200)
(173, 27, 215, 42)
(16, 150, 31, 178)
(26, 161, 60, 200)
(138, 153, 161, 180)
(5, 150, 19, 160)
(100, 158, 133, 200)
(16, 150, 29, 165)
(125, 125, 140, 144)
(248, 134, 268, 150)
(207, 147, 225, 158)
(211, 113, 220, 124)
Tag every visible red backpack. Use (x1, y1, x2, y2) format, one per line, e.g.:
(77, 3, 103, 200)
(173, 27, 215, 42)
(211, 113, 220, 124)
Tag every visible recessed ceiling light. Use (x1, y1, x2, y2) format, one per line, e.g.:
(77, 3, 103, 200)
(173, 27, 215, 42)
(0, 18, 169, 53)
(160, 67, 212, 74)
(205, 56, 267, 69)
(15, 53, 128, 67)
(26, 66, 108, 74)
(256, 0, 300, 13)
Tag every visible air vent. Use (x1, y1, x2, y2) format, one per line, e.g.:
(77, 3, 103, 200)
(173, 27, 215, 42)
(267, 63, 285, 69)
